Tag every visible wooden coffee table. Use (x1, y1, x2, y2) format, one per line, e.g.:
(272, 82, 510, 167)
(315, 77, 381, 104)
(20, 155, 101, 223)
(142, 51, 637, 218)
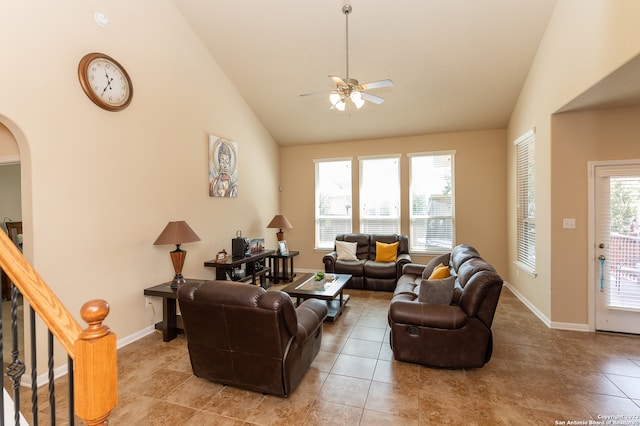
(282, 273, 351, 321)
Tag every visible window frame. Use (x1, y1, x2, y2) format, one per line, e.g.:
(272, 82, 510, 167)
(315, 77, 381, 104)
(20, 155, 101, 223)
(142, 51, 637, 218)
(314, 158, 353, 250)
(408, 151, 456, 254)
(514, 129, 537, 276)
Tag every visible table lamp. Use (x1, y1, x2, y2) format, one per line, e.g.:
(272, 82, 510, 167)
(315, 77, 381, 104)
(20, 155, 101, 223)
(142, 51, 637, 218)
(267, 214, 293, 241)
(154, 221, 201, 288)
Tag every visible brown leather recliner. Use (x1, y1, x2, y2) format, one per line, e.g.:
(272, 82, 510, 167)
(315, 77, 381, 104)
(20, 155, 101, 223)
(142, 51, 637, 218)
(177, 280, 328, 397)
(388, 244, 503, 369)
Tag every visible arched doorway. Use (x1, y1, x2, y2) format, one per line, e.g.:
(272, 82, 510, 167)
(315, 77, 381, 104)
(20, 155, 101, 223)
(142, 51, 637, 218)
(0, 118, 25, 368)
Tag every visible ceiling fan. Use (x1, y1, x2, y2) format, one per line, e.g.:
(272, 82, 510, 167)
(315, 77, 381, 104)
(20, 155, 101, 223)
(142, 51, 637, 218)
(300, 4, 393, 111)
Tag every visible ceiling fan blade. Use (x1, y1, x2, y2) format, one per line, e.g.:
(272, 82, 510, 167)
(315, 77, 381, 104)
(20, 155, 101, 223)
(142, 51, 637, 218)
(299, 89, 333, 97)
(359, 79, 393, 90)
(361, 92, 385, 104)
(329, 75, 348, 87)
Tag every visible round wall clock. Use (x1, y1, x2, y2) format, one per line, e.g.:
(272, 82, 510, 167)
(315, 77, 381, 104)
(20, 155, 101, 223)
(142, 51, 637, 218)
(78, 52, 133, 111)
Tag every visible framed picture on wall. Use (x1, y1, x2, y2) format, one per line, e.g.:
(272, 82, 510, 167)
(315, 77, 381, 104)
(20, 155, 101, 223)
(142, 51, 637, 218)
(278, 240, 289, 255)
(209, 135, 238, 198)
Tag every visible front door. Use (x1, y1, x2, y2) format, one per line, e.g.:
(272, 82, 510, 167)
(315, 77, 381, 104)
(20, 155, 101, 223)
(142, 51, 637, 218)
(594, 163, 640, 334)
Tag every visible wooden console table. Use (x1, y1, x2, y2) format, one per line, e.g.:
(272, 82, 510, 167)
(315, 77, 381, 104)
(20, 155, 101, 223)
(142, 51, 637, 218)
(204, 249, 275, 288)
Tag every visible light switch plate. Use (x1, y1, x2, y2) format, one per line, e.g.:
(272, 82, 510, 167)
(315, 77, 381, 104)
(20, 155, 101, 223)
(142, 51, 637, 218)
(563, 218, 576, 229)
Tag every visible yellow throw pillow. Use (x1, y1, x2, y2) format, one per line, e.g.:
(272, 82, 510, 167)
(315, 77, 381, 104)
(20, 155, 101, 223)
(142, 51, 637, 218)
(375, 241, 399, 262)
(428, 263, 451, 280)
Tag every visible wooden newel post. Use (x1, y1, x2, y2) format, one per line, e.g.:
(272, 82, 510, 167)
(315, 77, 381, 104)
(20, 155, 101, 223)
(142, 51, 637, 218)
(74, 299, 118, 425)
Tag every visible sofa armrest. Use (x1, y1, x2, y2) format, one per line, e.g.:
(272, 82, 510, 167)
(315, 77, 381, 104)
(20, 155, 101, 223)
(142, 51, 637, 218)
(401, 263, 427, 276)
(323, 252, 338, 273)
(397, 253, 412, 266)
(389, 300, 467, 330)
(294, 298, 328, 342)
(396, 253, 412, 276)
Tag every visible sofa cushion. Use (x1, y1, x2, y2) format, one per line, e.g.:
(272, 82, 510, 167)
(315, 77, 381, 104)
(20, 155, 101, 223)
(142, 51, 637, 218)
(375, 241, 399, 262)
(450, 244, 481, 271)
(395, 281, 418, 296)
(418, 276, 455, 305)
(335, 241, 358, 261)
(335, 259, 366, 276)
(364, 260, 396, 278)
(427, 263, 450, 280)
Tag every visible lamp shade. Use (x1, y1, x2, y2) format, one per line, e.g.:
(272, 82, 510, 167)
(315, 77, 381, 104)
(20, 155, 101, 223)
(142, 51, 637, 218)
(153, 221, 201, 245)
(267, 215, 293, 230)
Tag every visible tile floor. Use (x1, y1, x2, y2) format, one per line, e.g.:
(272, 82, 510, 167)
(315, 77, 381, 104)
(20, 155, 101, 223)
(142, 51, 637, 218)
(105, 283, 640, 425)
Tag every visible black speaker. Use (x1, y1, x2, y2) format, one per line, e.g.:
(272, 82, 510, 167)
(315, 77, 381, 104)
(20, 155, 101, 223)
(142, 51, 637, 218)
(232, 237, 250, 257)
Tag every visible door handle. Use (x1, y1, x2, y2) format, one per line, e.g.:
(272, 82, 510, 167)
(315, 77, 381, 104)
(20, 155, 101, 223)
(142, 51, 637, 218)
(599, 255, 606, 291)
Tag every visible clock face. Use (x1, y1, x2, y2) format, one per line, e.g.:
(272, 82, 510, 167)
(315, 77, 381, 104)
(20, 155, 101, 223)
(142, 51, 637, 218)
(78, 53, 133, 111)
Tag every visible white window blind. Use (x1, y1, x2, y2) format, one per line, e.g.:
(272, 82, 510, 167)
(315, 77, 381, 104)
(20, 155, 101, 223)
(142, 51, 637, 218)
(515, 130, 536, 274)
(409, 152, 455, 253)
(315, 159, 352, 249)
(359, 156, 400, 234)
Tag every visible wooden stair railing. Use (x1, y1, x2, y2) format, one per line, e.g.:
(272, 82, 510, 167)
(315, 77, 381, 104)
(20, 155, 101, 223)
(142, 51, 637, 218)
(0, 230, 117, 424)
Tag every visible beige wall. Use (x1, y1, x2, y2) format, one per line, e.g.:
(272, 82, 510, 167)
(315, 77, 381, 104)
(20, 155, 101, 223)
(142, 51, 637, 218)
(551, 106, 640, 324)
(0, 123, 19, 159)
(0, 1, 280, 371)
(279, 129, 508, 275)
(507, 0, 640, 325)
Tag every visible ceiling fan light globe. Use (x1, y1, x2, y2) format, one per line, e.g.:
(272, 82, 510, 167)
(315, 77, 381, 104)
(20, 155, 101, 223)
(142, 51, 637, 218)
(336, 101, 346, 111)
(353, 97, 365, 109)
(329, 93, 341, 105)
(350, 91, 362, 102)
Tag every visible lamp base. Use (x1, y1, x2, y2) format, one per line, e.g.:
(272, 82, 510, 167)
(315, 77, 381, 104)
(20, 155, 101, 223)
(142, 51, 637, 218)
(276, 230, 284, 241)
(169, 245, 187, 289)
(170, 274, 186, 289)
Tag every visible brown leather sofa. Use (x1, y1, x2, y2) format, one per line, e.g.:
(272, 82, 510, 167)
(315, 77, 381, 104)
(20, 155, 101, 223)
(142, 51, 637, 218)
(388, 244, 503, 368)
(322, 233, 411, 291)
(177, 280, 328, 396)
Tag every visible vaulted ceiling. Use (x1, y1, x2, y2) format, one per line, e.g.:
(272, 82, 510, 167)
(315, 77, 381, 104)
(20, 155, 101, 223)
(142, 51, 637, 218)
(172, 0, 558, 146)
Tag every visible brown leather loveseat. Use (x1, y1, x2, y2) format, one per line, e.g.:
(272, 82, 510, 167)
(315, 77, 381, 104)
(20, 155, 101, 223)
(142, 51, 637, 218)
(177, 280, 328, 396)
(388, 244, 503, 368)
(323, 233, 411, 291)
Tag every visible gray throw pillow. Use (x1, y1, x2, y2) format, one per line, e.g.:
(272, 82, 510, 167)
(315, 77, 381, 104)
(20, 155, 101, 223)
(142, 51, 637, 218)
(418, 276, 455, 305)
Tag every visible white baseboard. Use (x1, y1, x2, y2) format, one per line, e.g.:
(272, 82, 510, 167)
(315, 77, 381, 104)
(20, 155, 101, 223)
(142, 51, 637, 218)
(21, 326, 157, 388)
(116, 325, 156, 350)
(549, 321, 590, 332)
(504, 282, 589, 332)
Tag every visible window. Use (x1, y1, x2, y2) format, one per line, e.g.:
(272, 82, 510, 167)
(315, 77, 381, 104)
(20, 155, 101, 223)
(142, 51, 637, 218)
(359, 156, 400, 234)
(515, 129, 536, 275)
(315, 159, 352, 249)
(409, 152, 455, 253)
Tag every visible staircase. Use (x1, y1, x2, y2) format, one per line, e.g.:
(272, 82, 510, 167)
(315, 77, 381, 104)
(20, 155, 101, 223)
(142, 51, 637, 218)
(0, 230, 117, 425)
